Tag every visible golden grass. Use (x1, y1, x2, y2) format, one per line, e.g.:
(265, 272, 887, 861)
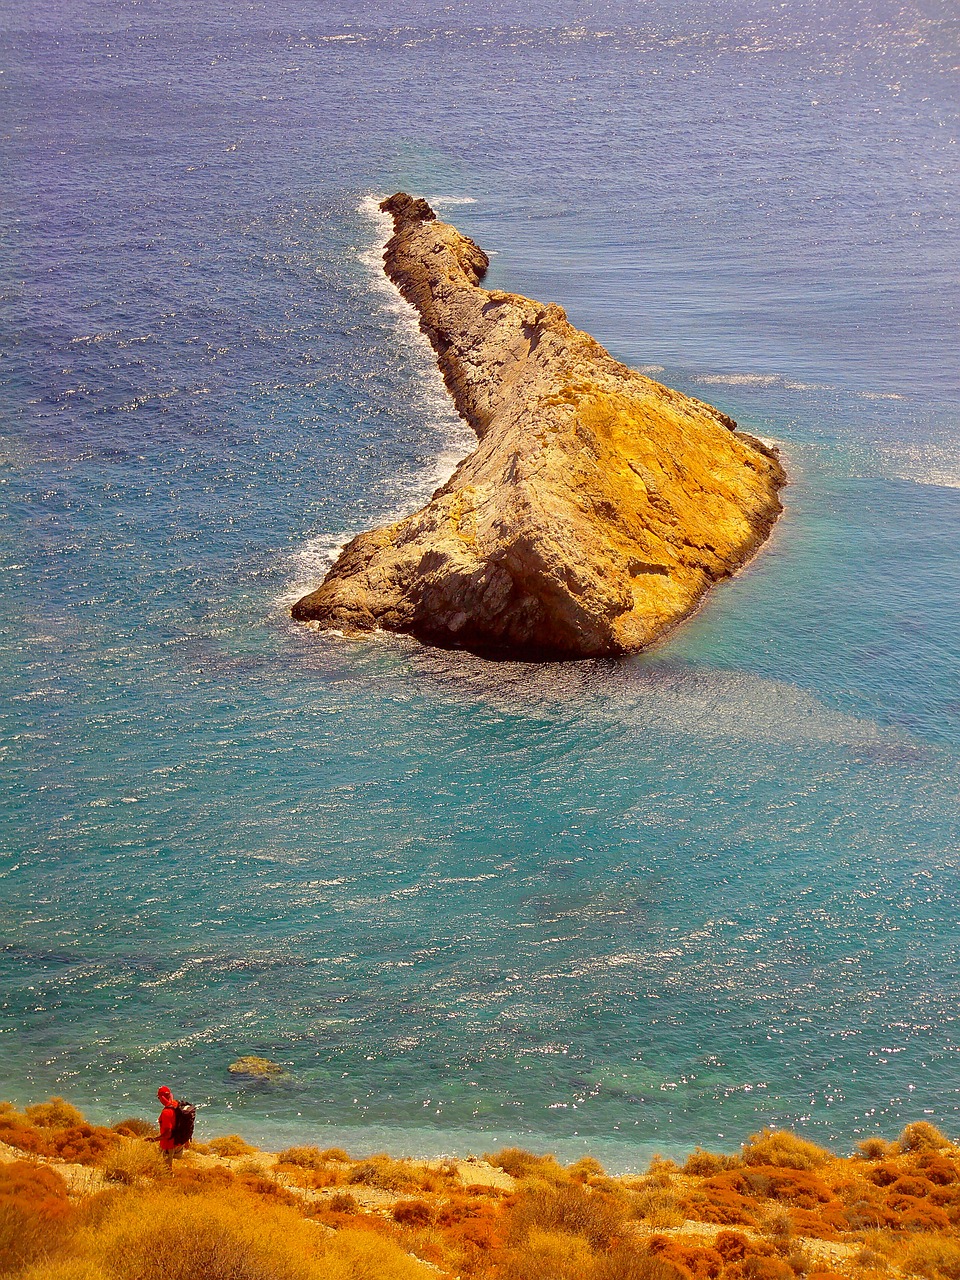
(99, 1140, 165, 1185)
(24, 1100, 86, 1131)
(207, 1134, 256, 1158)
(685, 1149, 742, 1177)
(485, 1147, 568, 1183)
(742, 1130, 832, 1171)
(13, 1185, 436, 1280)
(501, 1226, 595, 1279)
(899, 1124, 952, 1154)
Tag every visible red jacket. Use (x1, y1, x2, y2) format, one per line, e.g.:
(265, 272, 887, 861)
(158, 1100, 179, 1150)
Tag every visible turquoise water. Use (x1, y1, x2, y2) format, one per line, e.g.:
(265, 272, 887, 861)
(1, 0, 959, 1171)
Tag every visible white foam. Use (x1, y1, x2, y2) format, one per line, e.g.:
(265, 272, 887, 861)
(279, 195, 474, 611)
(276, 530, 360, 609)
(695, 371, 909, 402)
(693, 372, 830, 393)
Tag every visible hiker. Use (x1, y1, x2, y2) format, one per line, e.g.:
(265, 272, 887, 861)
(157, 1085, 190, 1169)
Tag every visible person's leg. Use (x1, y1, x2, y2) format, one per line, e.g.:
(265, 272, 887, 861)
(163, 1148, 173, 1173)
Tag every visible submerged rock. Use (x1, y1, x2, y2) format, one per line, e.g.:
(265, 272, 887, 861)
(292, 193, 786, 660)
(228, 1056, 285, 1079)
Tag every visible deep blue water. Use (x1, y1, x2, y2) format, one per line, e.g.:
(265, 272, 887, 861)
(1, 0, 959, 1171)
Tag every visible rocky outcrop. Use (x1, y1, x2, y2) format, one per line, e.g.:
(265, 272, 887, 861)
(292, 193, 786, 660)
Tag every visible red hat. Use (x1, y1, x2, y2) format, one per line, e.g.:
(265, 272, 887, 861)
(157, 1086, 173, 1102)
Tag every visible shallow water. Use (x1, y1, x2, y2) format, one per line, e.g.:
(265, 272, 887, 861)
(1, 0, 958, 1170)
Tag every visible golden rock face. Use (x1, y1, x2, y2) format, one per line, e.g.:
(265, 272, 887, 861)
(292, 194, 786, 660)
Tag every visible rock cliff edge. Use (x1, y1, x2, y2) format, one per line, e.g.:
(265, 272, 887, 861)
(292, 193, 786, 659)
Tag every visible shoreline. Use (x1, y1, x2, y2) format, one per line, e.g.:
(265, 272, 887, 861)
(3, 1084, 953, 1177)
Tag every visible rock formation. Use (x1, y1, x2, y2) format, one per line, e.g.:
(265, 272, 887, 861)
(292, 193, 786, 660)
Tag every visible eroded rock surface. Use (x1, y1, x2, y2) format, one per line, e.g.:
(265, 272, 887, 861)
(292, 193, 786, 659)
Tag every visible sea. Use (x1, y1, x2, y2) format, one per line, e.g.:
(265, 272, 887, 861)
(1, 0, 958, 1173)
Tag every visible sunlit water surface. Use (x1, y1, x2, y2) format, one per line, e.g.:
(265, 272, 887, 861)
(1, 0, 958, 1169)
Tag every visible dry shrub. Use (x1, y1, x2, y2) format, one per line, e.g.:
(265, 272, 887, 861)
(868, 1163, 901, 1188)
(684, 1149, 739, 1177)
(680, 1183, 758, 1229)
(856, 1138, 899, 1162)
(742, 1130, 830, 1171)
(760, 1168, 836, 1206)
(854, 1248, 887, 1270)
(632, 1184, 685, 1229)
(326, 1192, 357, 1213)
(436, 1199, 504, 1269)
(901, 1124, 953, 1154)
(346, 1155, 426, 1193)
(208, 1135, 255, 1157)
(100, 1140, 165, 1185)
(647, 1157, 681, 1183)
(0, 1161, 75, 1275)
(306, 1167, 348, 1190)
(0, 1104, 122, 1166)
(111, 1119, 154, 1140)
(846, 1201, 900, 1232)
(593, 1246, 680, 1280)
(318, 1227, 434, 1279)
(0, 1162, 71, 1214)
(897, 1235, 960, 1280)
(25, 1099, 85, 1130)
(0, 1113, 52, 1157)
(569, 1157, 606, 1182)
(889, 1173, 937, 1198)
(277, 1146, 329, 1169)
(170, 1166, 236, 1192)
(726, 1255, 794, 1280)
(917, 1155, 960, 1186)
(787, 1206, 849, 1240)
(762, 1207, 794, 1242)
(19, 1261, 107, 1280)
(77, 1185, 321, 1280)
(49, 1125, 121, 1166)
(702, 1166, 850, 1239)
(236, 1171, 299, 1206)
(508, 1182, 625, 1251)
(648, 1234, 725, 1279)
(273, 1165, 315, 1190)
(807, 1273, 846, 1280)
(713, 1232, 751, 1262)
(393, 1200, 434, 1227)
(832, 1172, 876, 1206)
(889, 1198, 951, 1233)
(486, 1148, 567, 1183)
(501, 1227, 594, 1280)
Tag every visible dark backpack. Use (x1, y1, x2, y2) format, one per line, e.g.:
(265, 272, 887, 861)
(171, 1101, 196, 1145)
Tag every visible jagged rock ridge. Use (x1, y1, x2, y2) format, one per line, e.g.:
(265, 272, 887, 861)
(292, 193, 786, 659)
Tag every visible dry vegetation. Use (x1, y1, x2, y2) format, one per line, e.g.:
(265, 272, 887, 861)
(2, 1100, 960, 1280)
